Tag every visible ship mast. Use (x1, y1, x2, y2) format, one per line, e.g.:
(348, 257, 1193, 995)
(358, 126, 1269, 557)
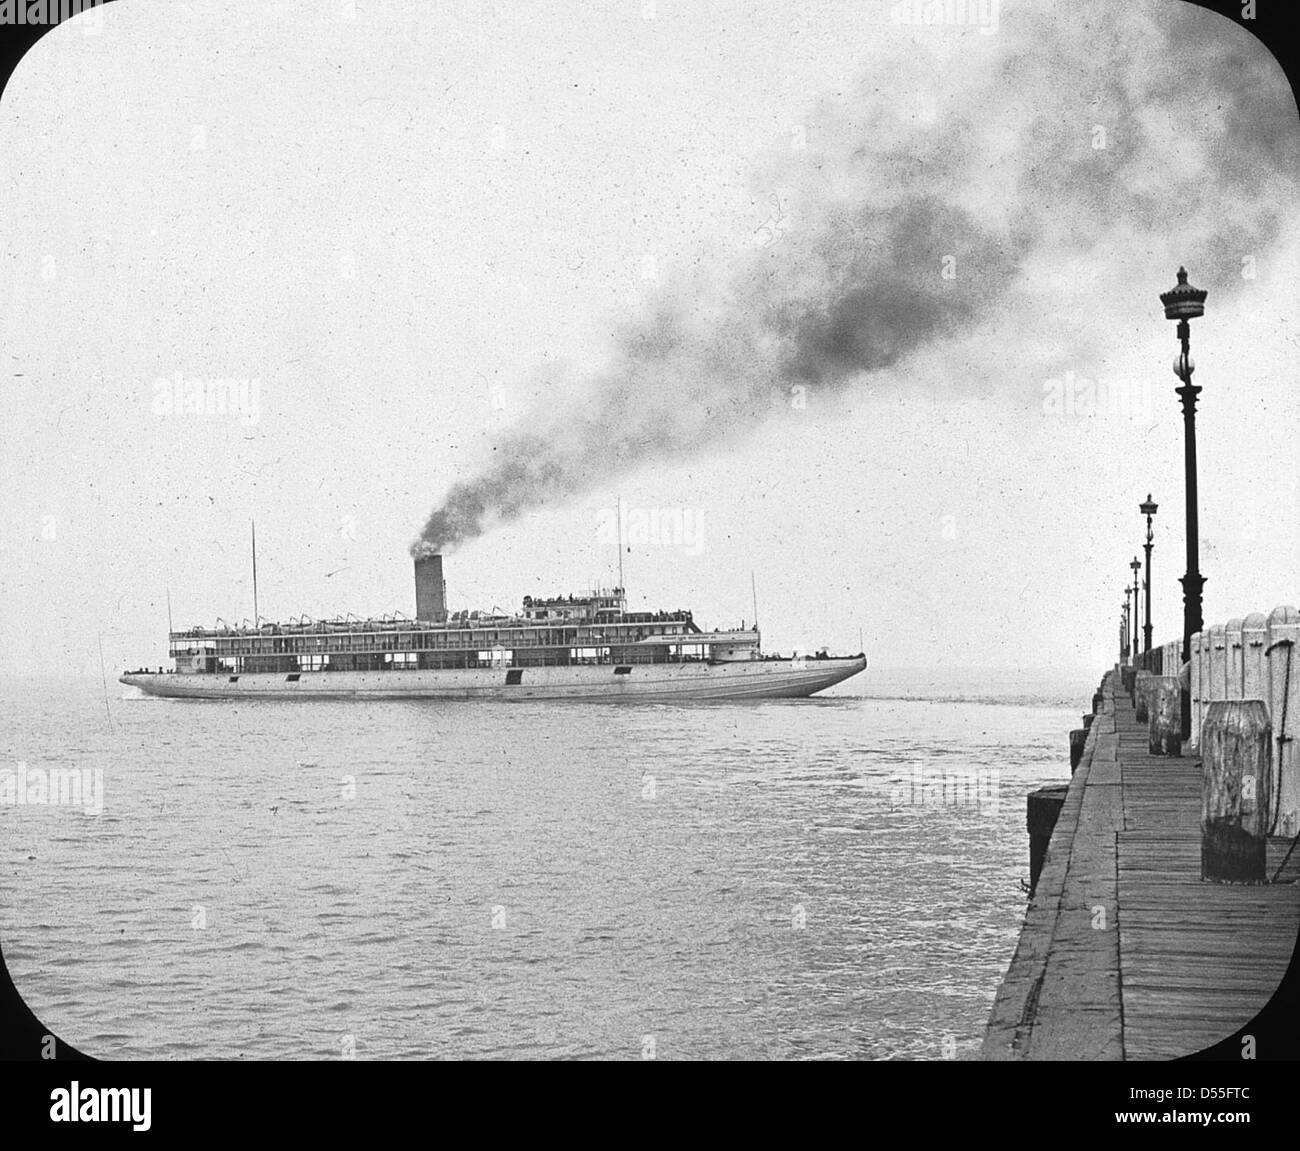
(251, 519, 259, 627)
(616, 496, 625, 619)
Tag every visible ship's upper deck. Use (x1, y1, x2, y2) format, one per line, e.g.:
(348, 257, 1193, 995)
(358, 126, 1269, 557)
(169, 587, 702, 642)
(163, 585, 770, 674)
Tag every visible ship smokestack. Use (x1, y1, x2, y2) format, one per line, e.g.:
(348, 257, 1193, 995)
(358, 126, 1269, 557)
(414, 554, 447, 622)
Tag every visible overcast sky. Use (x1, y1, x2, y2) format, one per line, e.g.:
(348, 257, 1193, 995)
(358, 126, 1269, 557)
(1, 0, 1297, 677)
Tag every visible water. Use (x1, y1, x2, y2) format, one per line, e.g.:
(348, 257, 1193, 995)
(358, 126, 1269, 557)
(1, 669, 1095, 1060)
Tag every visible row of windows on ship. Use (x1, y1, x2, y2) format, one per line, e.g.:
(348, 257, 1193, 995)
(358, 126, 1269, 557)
(172, 625, 691, 655)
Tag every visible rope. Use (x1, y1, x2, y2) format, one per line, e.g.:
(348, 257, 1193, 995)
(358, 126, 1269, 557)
(1273, 829, 1300, 885)
(1264, 638, 1293, 839)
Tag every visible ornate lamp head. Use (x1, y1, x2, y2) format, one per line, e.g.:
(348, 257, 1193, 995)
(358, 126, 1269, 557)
(1160, 267, 1206, 322)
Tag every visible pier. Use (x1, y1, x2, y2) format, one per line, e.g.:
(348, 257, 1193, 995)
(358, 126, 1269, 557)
(982, 668, 1300, 1061)
(982, 266, 1300, 1062)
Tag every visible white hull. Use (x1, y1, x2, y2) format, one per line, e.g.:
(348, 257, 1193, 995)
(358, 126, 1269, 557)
(120, 657, 865, 702)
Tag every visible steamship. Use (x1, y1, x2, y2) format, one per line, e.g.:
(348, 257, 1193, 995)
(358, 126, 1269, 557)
(119, 554, 866, 702)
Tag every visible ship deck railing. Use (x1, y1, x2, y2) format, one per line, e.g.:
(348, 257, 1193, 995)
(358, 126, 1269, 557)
(169, 610, 701, 639)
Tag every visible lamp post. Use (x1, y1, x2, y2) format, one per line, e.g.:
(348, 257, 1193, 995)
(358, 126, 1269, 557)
(1160, 267, 1207, 739)
(1140, 494, 1157, 657)
(1130, 556, 1142, 666)
(1123, 591, 1132, 663)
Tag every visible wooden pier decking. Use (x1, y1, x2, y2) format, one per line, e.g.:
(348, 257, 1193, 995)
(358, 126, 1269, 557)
(982, 669, 1300, 1060)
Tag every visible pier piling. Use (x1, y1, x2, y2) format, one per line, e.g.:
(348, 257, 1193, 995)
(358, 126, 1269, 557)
(1069, 727, 1088, 773)
(1027, 785, 1069, 897)
(1201, 700, 1272, 884)
(1148, 675, 1182, 756)
(1134, 670, 1153, 723)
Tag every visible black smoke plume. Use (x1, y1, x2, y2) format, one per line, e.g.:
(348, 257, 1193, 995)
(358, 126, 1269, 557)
(413, 2, 1297, 557)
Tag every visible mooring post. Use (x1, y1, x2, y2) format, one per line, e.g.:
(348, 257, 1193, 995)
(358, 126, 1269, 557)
(1069, 728, 1088, 773)
(1027, 784, 1069, 896)
(1201, 699, 1271, 884)
(1092, 689, 1104, 716)
(1149, 675, 1182, 756)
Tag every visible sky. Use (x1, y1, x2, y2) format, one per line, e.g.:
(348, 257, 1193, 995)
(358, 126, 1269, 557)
(1, 0, 1297, 678)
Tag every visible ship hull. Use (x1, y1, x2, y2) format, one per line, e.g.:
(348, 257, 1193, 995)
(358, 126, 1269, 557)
(119, 657, 865, 702)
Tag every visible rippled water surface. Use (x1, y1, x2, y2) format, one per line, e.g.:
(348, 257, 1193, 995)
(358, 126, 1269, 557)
(2, 669, 1094, 1059)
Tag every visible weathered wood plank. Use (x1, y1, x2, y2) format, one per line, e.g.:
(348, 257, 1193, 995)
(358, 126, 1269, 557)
(982, 667, 1300, 1061)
